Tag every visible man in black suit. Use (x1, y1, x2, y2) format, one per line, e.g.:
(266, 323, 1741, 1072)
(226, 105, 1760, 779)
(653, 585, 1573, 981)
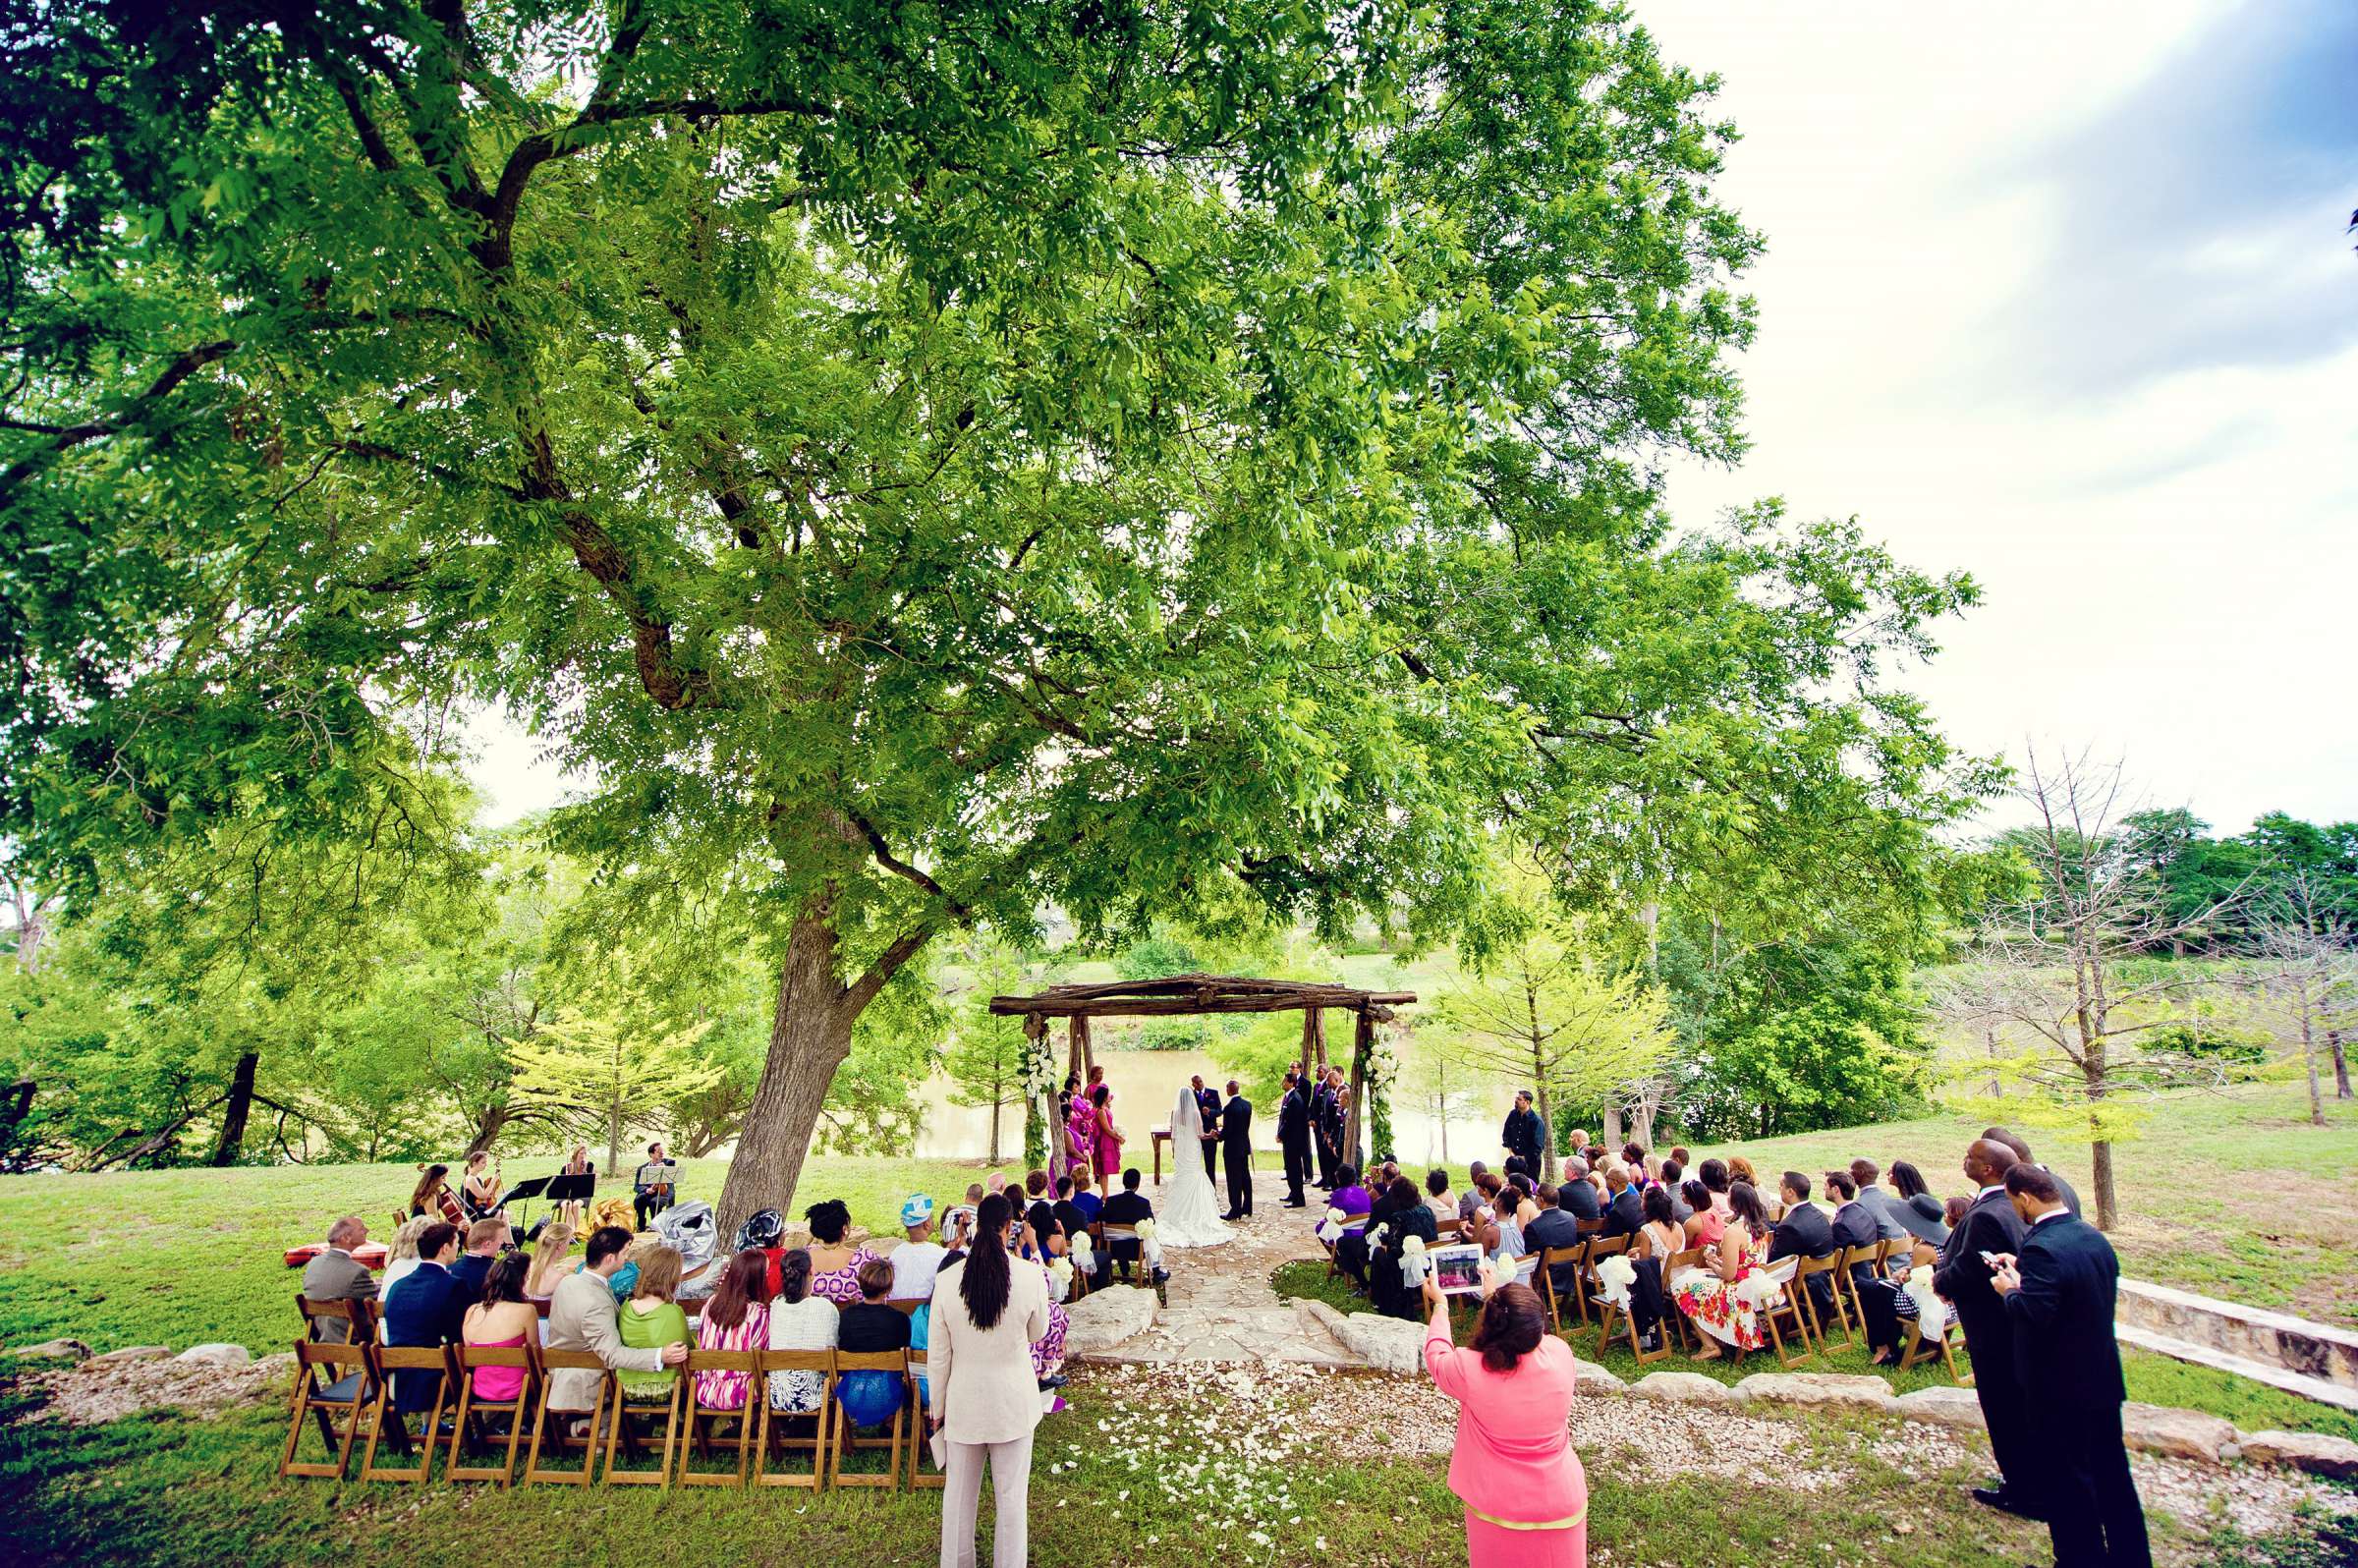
(1218, 1080, 1255, 1218)
(1100, 1167, 1167, 1286)
(381, 1221, 467, 1412)
(1313, 1067, 1346, 1188)
(1190, 1075, 1222, 1181)
(1992, 1162, 2150, 1567)
(1984, 1126, 2084, 1219)
(449, 1217, 506, 1301)
(1558, 1158, 1602, 1221)
(1768, 1171, 1839, 1327)
(1600, 1165, 1645, 1238)
(1500, 1090, 1546, 1178)
(1522, 1182, 1587, 1304)
(1276, 1068, 1314, 1206)
(1050, 1175, 1095, 1275)
(1935, 1139, 2035, 1519)
(1825, 1171, 1902, 1355)
(1659, 1159, 1694, 1223)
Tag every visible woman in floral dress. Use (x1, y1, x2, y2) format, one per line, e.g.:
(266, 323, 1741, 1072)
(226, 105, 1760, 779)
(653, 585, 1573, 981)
(1671, 1180, 1776, 1360)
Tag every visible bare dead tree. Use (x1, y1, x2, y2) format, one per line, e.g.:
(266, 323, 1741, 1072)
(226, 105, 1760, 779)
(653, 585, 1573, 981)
(3, 870, 60, 974)
(2251, 870, 2357, 1124)
(1978, 748, 2245, 1230)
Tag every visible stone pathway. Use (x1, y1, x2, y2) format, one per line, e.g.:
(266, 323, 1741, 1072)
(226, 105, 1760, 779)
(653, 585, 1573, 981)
(1074, 1169, 1366, 1368)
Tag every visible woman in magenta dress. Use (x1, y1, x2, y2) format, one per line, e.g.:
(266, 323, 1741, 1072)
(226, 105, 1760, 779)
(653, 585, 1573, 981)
(1089, 1083, 1124, 1200)
(1422, 1259, 1587, 1568)
(1066, 1089, 1097, 1196)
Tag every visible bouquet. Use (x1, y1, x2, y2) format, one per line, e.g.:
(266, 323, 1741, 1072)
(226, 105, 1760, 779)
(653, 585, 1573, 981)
(1068, 1232, 1095, 1266)
(1903, 1263, 1947, 1336)
(1596, 1253, 1637, 1309)
(1133, 1218, 1156, 1242)
(1317, 1206, 1346, 1244)
(1046, 1257, 1075, 1294)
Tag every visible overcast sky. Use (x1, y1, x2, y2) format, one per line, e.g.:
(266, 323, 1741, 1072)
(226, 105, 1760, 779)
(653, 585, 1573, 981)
(468, 3, 2356, 835)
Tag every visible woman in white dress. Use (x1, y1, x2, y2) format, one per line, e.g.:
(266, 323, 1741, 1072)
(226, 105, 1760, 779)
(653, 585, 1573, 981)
(1156, 1085, 1235, 1249)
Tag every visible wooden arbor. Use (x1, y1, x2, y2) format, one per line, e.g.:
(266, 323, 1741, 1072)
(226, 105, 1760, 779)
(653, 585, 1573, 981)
(986, 974, 1417, 1165)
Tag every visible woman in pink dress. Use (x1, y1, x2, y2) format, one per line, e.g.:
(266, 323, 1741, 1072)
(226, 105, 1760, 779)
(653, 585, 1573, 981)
(1422, 1260, 1587, 1568)
(1065, 1090, 1096, 1195)
(693, 1250, 772, 1411)
(1089, 1084, 1123, 1199)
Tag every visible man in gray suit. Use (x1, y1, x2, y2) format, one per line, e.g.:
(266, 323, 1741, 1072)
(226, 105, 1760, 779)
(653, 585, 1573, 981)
(543, 1224, 684, 1412)
(1846, 1159, 1913, 1244)
(299, 1215, 377, 1342)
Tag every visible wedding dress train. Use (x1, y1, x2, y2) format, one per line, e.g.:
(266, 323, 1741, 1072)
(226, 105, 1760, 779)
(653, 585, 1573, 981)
(1156, 1086, 1234, 1249)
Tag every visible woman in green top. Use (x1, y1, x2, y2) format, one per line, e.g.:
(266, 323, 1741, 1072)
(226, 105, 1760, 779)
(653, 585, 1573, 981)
(616, 1244, 690, 1399)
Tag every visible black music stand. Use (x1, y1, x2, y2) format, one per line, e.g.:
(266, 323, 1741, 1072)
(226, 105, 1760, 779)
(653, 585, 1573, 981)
(498, 1175, 552, 1239)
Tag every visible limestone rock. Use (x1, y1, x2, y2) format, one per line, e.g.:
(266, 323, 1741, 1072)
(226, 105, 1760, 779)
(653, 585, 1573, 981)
(1065, 1285, 1159, 1354)
(1629, 1371, 1745, 1406)
(1894, 1385, 1987, 1431)
(1311, 1304, 1428, 1375)
(1572, 1359, 1626, 1397)
(172, 1343, 253, 1368)
(88, 1346, 172, 1365)
(8, 1338, 91, 1361)
(1734, 1372, 1896, 1412)
(2237, 1428, 2358, 1480)
(2121, 1402, 2236, 1462)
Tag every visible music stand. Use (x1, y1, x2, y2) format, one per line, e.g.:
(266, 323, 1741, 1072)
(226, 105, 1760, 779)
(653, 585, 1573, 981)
(546, 1173, 595, 1234)
(499, 1175, 552, 1238)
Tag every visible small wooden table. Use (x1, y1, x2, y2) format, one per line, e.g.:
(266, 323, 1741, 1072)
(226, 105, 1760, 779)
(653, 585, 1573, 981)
(1150, 1126, 1171, 1185)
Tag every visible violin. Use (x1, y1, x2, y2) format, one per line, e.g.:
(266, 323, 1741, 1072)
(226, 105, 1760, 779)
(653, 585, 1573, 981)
(434, 1183, 467, 1227)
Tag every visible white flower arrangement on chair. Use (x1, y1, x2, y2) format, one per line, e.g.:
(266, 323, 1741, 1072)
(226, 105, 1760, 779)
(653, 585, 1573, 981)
(1317, 1206, 1346, 1244)
(1046, 1257, 1074, 1293)
(1903, 1263, 1946, 1335)
(1596, 1252, 1637, 1309)
(1133, 1218, 1155, 1243)
(1735, 1270, 1784, 1312)
(1068, 1231, 1095, 1267)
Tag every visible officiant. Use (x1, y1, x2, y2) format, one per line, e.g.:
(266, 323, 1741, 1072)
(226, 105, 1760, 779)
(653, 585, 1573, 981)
(1191, 1075, 1222, 1181)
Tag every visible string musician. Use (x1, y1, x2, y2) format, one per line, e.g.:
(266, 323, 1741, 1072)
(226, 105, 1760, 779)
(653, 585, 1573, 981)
(410, 1163, 466, 1226)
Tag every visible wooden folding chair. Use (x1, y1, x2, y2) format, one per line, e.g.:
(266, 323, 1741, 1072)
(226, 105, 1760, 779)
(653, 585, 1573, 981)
(1832, 1244, 1882, 1341)
(828, 1351, 910, 1488)
(445, 1344, 536, 1485)
(1757, 1256, 1815, 1368)
(1897, 1312, 1971, 1384)
(1319, 1216, 1368, 1290)
(601, 1368, 686, 1487)
(1535, 1245, 1586, 1333)
(1658, 1247, 1708, 1351)
(676, 1349, 760, 1487)
(1793, 1254, 1855, 1351)
(754, 1350, 835, 1488)
(359, 1344, 454, 1483)
(279, 1337, 374, 1479)
(296, 1293, 377, 1346)
(905, 1349, 945, 1489)
(521, 1345, 610, 1486)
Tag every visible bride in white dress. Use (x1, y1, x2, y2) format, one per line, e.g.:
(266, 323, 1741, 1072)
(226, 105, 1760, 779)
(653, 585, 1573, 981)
(1156, 1085, 1234, 1249)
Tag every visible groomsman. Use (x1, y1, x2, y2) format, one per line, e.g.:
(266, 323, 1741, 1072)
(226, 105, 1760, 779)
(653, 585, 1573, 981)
(1311, 1068, 1342, 1189)
(1277, 1069, 1314, 1207)
(1991, 1163, 2151, 1568)
(1934, 1139, 2034, 1519)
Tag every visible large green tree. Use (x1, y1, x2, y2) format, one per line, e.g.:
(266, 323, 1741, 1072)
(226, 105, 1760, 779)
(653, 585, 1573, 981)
(2, 0, 1990, 1226)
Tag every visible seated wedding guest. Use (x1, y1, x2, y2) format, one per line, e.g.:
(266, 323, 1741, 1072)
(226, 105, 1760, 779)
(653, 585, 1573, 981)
(376, 1215, 433, 1314)
(1680, 1180, 1726, 1251)
(1624, 1185, 1685, 1352)
(890, 1195, 948, 1301)
(451, 1217, 507, 1301)
(1023, 1170, 1059, 1244)
(1421, 1259, 1588, 1568)
(1825, 1171, 1900, 1352)
(1477, 1194, 1536, 1286)
(1982, 1126, 2084, 1218)
(544, 1225, 685, 1415)
(1669, 1146, 1692, 1171)
(1521, 1183, 1587, 1301)
(1427, 1168, 1457, 1220)
(1375, 1175, 1439, 1317)
(615, 1244, 689, 1405)
(1658, 1159, 1693, 1222)
(732, 1207, 788, 1297)
(1672, 1180, 1774, 1363)
(1768, 1171, 1839, 1326)
(765, 1249, 839, 1416)
(1503, 1172, 1541, 1228)
(1887, 1160, 1951, 1245)
(840, 1259, 914, 1353)
(1335, 1164, 1390, 1283)
(1564, 1129, 1592, 1167)
(1600, 1165, 1644, 1238)
(300, 1216, 377, 1341)
(929, 1192, 1051, 1568)
(1942, 1194, 1972, 1233)
(1100, 1167, 1170, 1286)
(692, 1250, 771, 1412)
(383, 1221, 467, 1412)
(1557, 1159, 1602, 1221)
(655, 1201, 727, 1300)
(1698, 1158, 1732, 1212)
(1328, 1163, 1374, 1220)
(1458, 1162, 1490, 1224)
(462, 1251, 536, 1406)
(1725, 1155, 1760, 1195)
(522, 1223, 577, 1302)
(1048, 1178, 1094, 1255)
(802, 1199, 880, 1305)
(1847, 1158, 1913, 1243)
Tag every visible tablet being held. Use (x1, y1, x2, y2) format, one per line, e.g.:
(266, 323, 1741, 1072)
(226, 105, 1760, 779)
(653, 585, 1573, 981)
(1430, 1242, 1485, 1296)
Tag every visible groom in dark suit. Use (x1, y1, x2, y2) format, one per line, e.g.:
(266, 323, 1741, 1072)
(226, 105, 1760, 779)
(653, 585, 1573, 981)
(1218, 1081, 1255, 1218)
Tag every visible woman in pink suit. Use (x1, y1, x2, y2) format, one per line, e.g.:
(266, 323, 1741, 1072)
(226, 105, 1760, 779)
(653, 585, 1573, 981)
(1421, 1260, 1588, 1568)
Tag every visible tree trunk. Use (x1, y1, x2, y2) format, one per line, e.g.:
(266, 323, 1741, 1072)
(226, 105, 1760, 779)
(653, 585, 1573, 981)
(1342, 1010, 1372, 1169)
(1985, 1024, 2002, 1096)
(210, 1050, 259, 1167)
(2330, 1028, 2351, 1100)
(606, 1091, 624, 1178)
(986, 1095, 1003, 1164)
(717, 911, 864, 1236)
(1435, 1056, 1450, 1163)
(1601, 1100, 1623, 1150)
(2091, 1135, 2115, 1232)
(466, 1104, 512, 1159)
(2295, 980, 2326, 1126)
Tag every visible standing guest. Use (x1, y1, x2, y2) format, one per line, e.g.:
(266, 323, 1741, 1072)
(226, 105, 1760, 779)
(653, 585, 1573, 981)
(1425, 1168, 1458, 1221)
(451, 1217, 507, 1301)
(692, 1250, 772, 1413)
(1673, 1181, 1773, 1362)
(1982, 1126, 2084, 1219)
(930, 1193, 1050, 1568)
(1888, 1160, 1953, 1246)
(890, 1196, 949, 1302)
(1600, 1166, 1645, 1238)
(802, 1200, 880, 1305)
(544, 1225, 685, 1415)
(1458, 1161, 1491, 1224)
(409, 1163, 464, 1224)
(841, 1260, 915, 1354)
(1501, 1091, 1546, 1177)
(1422, 1260, 1588, 1568)
(382, 1221, 468, 1412)
(765, 1249, 840, 1416)
(1658, 1159, 1693, 1222)
(1768, 1172, 1839, 1328)
(1557, 1160, 1602, 1221)
(300, 1216, 377, 1341)
(615, 1244, 689, 1405)
(1277, 1067, 1315, 1208)
(557, 1144, 593, 1229)
(1218, 1080, 1256, 1219)
(1090, 1084, 1126, 1201)
(1935, 1139, 2033, 1520)
(461, 1252, 536, 1406)
(1522, 1183, 1586, 1302)
(376, 1216, 433, 1320)
(1847, 1158, 1914, 1243)
(1680, 1181, 1726, 1252)
(523, 1223, 577, 1302)
(1991, 1163, 2150, 1568)
(632, 1142, 679, 1229)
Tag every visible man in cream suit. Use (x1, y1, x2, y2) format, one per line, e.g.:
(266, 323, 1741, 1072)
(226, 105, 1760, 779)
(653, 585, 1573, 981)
(299, 1215, 377, 1342)
(543, 1224, 684, 1411)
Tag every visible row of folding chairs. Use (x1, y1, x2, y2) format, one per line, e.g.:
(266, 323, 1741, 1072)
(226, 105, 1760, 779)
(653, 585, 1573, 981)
(284, 1295, 943, 1489)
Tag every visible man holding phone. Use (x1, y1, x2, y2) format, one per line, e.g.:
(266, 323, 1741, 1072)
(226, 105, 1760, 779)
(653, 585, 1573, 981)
(1933, 1138, 2033, 1520)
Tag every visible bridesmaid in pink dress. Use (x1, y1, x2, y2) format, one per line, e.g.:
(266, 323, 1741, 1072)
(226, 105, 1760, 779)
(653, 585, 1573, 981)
(1066, 1091, 1097, 1195)
(1421, 1261, 1587, 1568)
(1089, 1084, 1124, 1199)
